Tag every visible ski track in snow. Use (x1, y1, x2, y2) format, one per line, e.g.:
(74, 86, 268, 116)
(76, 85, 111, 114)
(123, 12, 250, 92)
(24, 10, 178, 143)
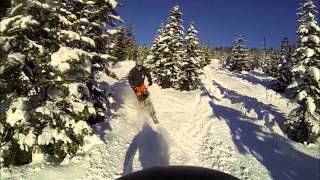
(1, 60, 319, 180)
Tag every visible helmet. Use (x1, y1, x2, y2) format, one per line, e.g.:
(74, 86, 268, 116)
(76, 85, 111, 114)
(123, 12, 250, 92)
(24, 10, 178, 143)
(136, 60, 143, 66)
(136, 60, 143, 71)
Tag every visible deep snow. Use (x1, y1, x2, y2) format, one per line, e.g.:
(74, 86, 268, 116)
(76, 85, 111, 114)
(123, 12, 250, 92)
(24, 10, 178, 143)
(0, 60, 319, 180)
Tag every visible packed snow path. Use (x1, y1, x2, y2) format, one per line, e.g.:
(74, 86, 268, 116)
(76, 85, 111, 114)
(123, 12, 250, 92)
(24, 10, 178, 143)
(1, 60, 319, 180)
(81, 60, 319, 180)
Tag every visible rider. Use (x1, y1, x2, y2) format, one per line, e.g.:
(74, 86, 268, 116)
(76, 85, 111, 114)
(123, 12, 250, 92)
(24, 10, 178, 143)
(128, 60, 152, 102)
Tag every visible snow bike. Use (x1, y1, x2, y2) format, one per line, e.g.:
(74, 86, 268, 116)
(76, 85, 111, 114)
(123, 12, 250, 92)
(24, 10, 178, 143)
(135, 85, 159, 124)
(143, 94, 159, 124)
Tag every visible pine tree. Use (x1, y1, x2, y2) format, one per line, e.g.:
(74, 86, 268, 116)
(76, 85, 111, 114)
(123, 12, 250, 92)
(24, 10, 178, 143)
(139, 44, 150, 61)
(145, 23, 165, 71)
(112, 27, 128, 65)
(251, 49, 261, 70)
(125, 26, 139, 61)
(274, 37, 294, 92)
(179, 23, 202, 91)
(224, 56, 232, 69)
(151, 5, 185, 89)
(201, 44, 213, 67)
(229, 36, 250, 71)
(286, 0, 320, 143)
(0, 0, 120, 166)
(265, 49, 280, 78)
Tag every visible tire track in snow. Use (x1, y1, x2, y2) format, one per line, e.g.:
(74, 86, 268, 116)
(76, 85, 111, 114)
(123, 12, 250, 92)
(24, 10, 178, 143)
(150, 87, 207, 166)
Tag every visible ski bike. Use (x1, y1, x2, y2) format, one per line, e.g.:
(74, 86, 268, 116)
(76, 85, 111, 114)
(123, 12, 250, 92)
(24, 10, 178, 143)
(134, 84, 159, 124)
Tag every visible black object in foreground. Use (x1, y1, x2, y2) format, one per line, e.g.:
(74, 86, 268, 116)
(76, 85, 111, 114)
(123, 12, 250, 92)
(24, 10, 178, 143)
(118, 166, 240, 180)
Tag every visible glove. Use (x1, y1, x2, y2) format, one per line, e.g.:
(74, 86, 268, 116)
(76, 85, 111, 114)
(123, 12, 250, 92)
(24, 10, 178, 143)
(148, 81, 152, 86)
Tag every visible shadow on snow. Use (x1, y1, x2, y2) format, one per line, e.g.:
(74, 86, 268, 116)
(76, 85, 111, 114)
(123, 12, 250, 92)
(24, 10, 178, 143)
(91, 121, 112, 144)
(90, 79, 132, 144)
(199, 81, 319, 180)
(112, 80, 132, 106)
(233, 71, 273, 89)
(122, 123, 169, 176)
(211, 102, 319, 180)
(212, 80, 286, 133)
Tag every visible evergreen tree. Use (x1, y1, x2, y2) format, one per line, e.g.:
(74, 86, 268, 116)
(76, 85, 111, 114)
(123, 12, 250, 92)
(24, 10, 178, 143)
(229, 36, 250, 71)
(179, 23, 202, 91)
(0, 0, 120, 166)
(151, 5, 185, 89)
(201, 44, 213, 67)
(145, 23, 165, 72)
(224, 56, 232, 69)
(139, 44, 150, 61)
(265, 49, 280, 78)
(286, 0, 320, 143)
(274, 37, 294, 92)
(112, 27, 128, 65)
(251, 49, 262, 70)
(125, 26, 139, 61)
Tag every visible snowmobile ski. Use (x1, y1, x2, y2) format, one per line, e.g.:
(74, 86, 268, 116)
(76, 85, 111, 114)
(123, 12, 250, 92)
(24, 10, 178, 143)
(144, 98, 159, 124)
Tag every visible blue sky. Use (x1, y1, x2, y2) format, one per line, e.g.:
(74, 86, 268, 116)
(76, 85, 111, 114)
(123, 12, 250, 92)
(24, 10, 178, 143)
(117, 0, 319, 48)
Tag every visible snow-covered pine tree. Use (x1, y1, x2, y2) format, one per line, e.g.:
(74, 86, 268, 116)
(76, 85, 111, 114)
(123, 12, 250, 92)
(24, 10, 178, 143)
(0, 0, 120, 166)
(247, 54, 255, 71)
(110, 26, 138, 63)
(179, 23, 202, 91)
(286, 0, 320, 143)
(0, 0, 51, 165)
(111, 27, 128, 65)
(274, 37, 294, 92)
(125, 26, 139, 61)
(217, 47, 232, 67)
(151, 5, 185, 89)
(265, 49, 281, 78)
(250, 49, 262, 70)
(229, 36, 251, 71)
(201, 44, 213, 68)
(224, 56, 232, 69)
(145, 23, 165, 72)
(139, 44, 150, 60)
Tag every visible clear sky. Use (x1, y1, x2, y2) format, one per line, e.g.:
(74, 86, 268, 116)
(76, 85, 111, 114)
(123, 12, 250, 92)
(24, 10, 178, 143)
(117, 0, 319, 48)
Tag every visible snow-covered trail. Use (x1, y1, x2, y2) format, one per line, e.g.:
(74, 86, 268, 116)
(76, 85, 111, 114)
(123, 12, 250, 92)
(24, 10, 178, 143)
(1, 60, 319, 180)
(78, 61, 209, 179)
(94, 60, 319, 180)
(200, 61, 320, 180)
